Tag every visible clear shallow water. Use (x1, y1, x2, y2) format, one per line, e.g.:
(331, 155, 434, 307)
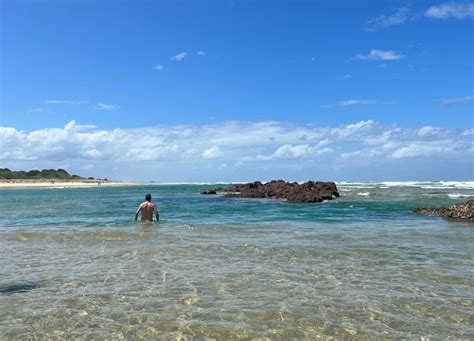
(0, 183, 473, 339)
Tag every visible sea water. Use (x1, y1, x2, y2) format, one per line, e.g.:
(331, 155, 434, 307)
(0, 182, 473, 339)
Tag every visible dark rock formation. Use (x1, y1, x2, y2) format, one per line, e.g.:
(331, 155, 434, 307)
(201, 189, 217, 195)
(203, 180, 340, 203)
(414, 199, 474, 221)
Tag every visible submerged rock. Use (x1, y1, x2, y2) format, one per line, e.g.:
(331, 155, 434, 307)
(414, 199, 474, 221)
(203, 180, 340, 203)
(0, 282, 41, 294)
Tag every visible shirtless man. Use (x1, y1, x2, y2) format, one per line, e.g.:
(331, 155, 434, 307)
(134, 194, 159, 222)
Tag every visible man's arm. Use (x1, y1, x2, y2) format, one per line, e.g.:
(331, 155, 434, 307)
(154, 204, 159, 221)
(134, 204, 142, 221)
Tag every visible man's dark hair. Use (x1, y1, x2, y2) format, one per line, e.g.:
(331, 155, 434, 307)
(145, 194, 152, 201)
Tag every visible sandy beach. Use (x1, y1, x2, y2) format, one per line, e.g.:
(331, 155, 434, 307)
(0, 180, 139, 189)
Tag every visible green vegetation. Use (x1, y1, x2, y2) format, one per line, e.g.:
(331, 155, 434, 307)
(0, 168, 87, 180)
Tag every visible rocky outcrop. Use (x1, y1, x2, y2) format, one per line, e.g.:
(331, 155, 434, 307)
(202, 180, 340, 203)
(414, 199, 474, 221)
(201, 189, 217, 195)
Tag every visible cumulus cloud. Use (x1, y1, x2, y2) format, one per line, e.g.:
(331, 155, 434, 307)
(171, 52, 187, 62)
(94, 103, 118, 111)
(425, 3, 474, 19)
(153, 64, 164, 71)
(202, 146, 222, 159)
(365, 7, 410, 31)
(434, 95, 474, 106)
(1, 120, 472, 181)
(258, 143, 332, 160)
(355, 50, 405, 61)
(196, 51, 207, 56)
(391, 143, 454, 159)
(1, 120, 470, 164)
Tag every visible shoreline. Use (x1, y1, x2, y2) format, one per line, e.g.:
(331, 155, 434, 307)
(0, 180, 140, 189)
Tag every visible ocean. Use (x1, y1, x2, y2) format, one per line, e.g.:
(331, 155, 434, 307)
(0, 182, 473, 339)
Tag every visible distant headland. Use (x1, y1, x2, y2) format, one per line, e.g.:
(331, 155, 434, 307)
(0, 168, 104, 181)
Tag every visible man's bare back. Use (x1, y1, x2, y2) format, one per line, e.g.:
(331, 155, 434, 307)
(135, 194, 159, 222)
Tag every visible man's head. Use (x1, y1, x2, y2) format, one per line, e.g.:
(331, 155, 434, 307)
(145, 194, 152, 202)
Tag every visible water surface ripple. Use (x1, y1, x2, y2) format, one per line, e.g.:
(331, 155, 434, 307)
(0, 183, 473, 339)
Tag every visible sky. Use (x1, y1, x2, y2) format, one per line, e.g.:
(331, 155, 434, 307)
(0, 0, 473, 182)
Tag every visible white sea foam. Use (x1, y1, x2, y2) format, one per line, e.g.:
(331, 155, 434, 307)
(447, 193, 473, 198)
(357, 192, 370, 196)
(380, 181, 427, 187)
(338, 185, 377, 189)
(336, 181, 474, 190)
(441, 181, 474, 189)
(420, 183, 474, 189)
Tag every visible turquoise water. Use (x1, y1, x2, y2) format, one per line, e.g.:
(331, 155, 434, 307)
(0, 183, 473, 339)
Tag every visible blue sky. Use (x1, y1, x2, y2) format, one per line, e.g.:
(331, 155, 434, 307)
(0, 1, 473, 181)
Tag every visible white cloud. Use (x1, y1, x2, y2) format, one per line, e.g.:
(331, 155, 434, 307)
(44, 100, 88, 105)
(1, 120, 471, 180)
(341, 150, 361, 159)
(202, 146, 222, 159)
(355, 49, 405, 61)
(425, 3, 474, 19)
(365, 7, 410, 31)
(27, 108, 44, 113)
(330, 120, 377, 139)
(258, 143, 332, 160)
(418, 126, 437, 137)
(339, 99, 377, 106)
(94, 103, 118, 111)
(434, 95, 474, 106)
(171, 52, 187, 62)
(83, 149, 102, 158)
(322, 99, 377, 108)
(153, 64, 164, 71)
(196, 51, 207, 56)
(391, 143, 452, 159)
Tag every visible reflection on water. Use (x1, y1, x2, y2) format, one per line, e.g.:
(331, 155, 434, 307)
(0, 184, 473, 338)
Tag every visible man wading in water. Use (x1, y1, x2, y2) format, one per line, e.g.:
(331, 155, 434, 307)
(135, 194, 159, 222)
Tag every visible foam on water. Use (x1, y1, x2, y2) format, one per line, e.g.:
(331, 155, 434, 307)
(336, 181, 474, 190)
(447, 193, 473, 198)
